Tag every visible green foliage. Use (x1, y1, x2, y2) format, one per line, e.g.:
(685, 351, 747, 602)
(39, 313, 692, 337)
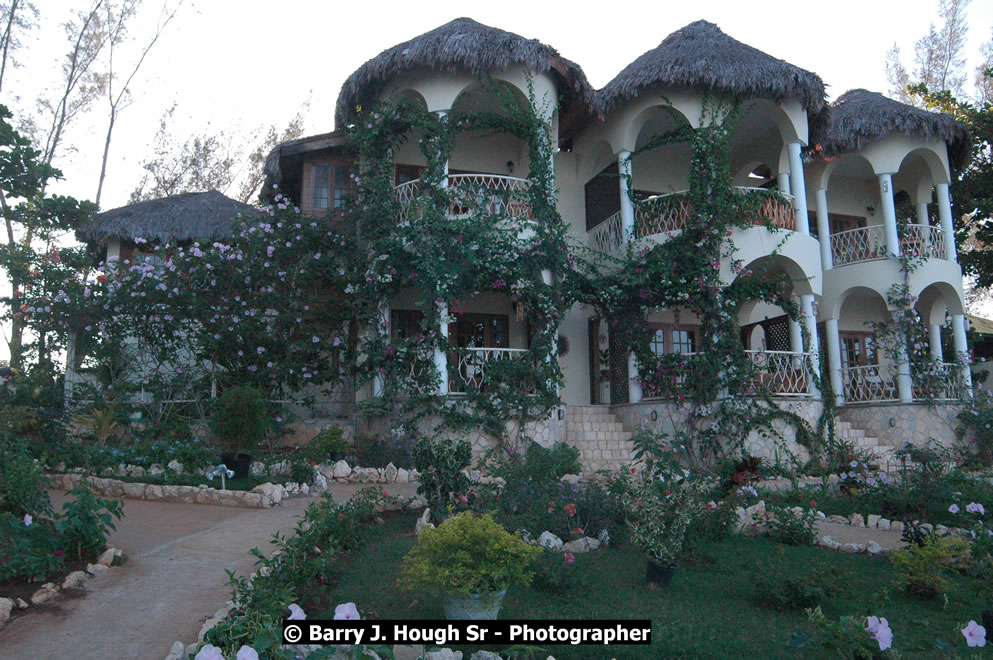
(792, 608, 893, 658)
(210, 386, 267, 453)
(753, 548, 845, 611)
(0, 444, 52, 517)
(400, 512, 541, 595)
(305, 425, 350, 464)
(353, 433, 414, 469)
(765, 504, 819, 546)
(890, 534, 969, 598)
(55, 484, 124, 560)
(958, 391, 993, 462)
(412, 435, 471, 516)
(0, 512, 65, 583)
(623, 480, 702, 566)
(530, 548, 586, 594)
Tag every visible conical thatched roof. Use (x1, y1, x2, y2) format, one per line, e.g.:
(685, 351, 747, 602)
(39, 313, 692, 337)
(334, 17, 595, 129)
(598, 20, 825, 115)
(812, 89, 970, 170)
(77, 190, 261, 245)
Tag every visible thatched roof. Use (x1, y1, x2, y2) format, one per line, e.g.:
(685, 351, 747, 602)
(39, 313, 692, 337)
(598, 20, 825, 116)
(334, 17, 596, 130)
(77, 190, 261, 245)
(812, 89, 971, 171)
(260, 130, 350, 203)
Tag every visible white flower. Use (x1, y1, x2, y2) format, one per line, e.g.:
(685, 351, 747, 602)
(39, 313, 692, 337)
(236, 647, 260, 660)
(23, 514, 32, 526)
(287, 603, 306, 620)
(334, 602, 360, 620)
(194, 645, 224, 660)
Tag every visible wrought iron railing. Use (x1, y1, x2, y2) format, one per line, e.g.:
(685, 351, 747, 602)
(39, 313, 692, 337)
(587, 210, 624, 254)
(841, 364, 899, 403)
(448, 347, 530, 394)
(394, 174, 533, 223)
(900, 224, 947, 260)
(745, 350, 811, 396)
(830, 225, 888, 267)
(635, 191, 693, 237)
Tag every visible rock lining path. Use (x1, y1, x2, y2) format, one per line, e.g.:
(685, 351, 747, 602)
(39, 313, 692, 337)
(0, 483, 419, 660)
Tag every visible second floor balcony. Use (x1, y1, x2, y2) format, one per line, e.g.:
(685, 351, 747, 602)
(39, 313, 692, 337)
(829, 224, 948, 267)
(395, 174, 533, 224)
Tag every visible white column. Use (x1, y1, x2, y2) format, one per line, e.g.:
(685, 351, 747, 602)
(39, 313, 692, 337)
(628, 353, 643, 403)
(896, 339, 913, 404)
(374, 300, 390, 397)
(815, 188, 832, 270)
(916, 202, 929, 226)
(879, 173, 900, 257)
(789, 315, 803, 355)
(777, 172, 791, 196)
(787, 142, 809, 235)
(434, 300, 450, 396)
(801, 294, 821, 397)
(929, 323, 944, 362)
(936, 183, 957, 262)
(952, 313, 973, 396)
(825, 318, 844, 403)
(618, 151, 635, 242)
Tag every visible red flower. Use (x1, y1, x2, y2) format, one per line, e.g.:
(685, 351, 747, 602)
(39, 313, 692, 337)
(54, 550, 65, 558)
(337, 513, 345, 521)
(571, 528, 584, 536)
(382, 490, 389, 498)
(564, 503, 577, 517)
(810, 500, 817, 508)
(630, 468, 636, 474)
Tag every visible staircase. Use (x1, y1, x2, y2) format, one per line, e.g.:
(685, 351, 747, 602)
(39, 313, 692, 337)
(566, 406, 637, 473)
(835, 419, 901, 471)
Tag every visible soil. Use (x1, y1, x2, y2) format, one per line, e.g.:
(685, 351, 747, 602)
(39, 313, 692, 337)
(0, 552, 96, 616)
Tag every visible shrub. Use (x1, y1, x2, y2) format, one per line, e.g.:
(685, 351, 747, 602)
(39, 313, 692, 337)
(624, 481, 702, 566)
(889, 534, 969, 598)
(519, 442, 581, 480)
(55, 484, 124, 560)
(0, 513, 64, 582)
(0, 445, 52, 517)
(766, 505, 819, 546)
(412, 436, 472, 517)
(288, 460, 314, 485)
(754, 550, 845, 610)
(210, 386, 267, 453)
(354, 433, 415, 469)
(400, 512, 540, 595)
(305, 425, 350, 464)
(530, 548, 585, 593)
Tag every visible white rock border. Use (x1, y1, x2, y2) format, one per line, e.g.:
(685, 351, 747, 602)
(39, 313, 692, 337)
(0, 546, 124, 629)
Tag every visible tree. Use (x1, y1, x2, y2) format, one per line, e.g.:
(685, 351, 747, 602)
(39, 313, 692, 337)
(236, 110, 306, 204)
(129, 104, 237, 202)
(94, 0, 181, 208)
(886, 0, 971, 105)
(0, 105, 94, 370)
(0, 0, 38, 93)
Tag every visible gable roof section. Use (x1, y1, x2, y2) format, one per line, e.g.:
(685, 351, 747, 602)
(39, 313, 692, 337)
(334, 17, 596, 131)
(77, 190, 261, 245)
(598, 20, 825, 116)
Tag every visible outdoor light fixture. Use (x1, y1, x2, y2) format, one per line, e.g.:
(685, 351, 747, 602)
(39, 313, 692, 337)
(651, 410, 658, 421)
(557, 408, 564, 420)
(889, 417, 897, 427)
(506, 160, 514, 173)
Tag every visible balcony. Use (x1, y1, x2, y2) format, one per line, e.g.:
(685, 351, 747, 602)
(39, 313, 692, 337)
(640, 349, 813, 399)
(448, 347, 532, 395)
(830, 224, 947, 267)
(394, 174, 533, 224)
(841, 364, 898, 403)
(587, 187, 796, 254)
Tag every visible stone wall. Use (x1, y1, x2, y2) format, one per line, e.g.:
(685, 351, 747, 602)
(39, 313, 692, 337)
(837, 402, 962, 449)
(611, 399, 822, 467)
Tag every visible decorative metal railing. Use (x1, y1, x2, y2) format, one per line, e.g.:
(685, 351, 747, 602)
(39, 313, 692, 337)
(587, 210, 624, 254)
(735, 187, 797, 231)
(394, 175, 533, 224)
(900, 224, 947, 261)
(912, 361, 967, 401)
(841, 364, 899, 403)
(745, 350, 811, 396)
(635, 191, 693, 237)
(830, 225, 888, 267)
(448, 347, 530, 394)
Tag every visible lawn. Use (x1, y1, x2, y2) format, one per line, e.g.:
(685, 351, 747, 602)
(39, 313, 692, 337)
(318, 512, 988, 658)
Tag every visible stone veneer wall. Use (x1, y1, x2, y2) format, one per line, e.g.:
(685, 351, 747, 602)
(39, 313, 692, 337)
(837, 402, 962, 448)
(611, 399, 822, 467)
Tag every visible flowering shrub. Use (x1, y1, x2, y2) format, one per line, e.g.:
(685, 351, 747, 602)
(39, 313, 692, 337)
(623, 480, 702, 566)
(412, 435, 472, 517)
(766, 504, 819, 546)
(890, 534, 969, 598)
(529, 547, 585, 594)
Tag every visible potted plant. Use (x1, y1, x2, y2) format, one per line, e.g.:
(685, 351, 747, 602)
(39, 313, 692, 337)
(210, 386, 267, 478)
(400, 512, 541, 620)
(623, 482, 700, 587)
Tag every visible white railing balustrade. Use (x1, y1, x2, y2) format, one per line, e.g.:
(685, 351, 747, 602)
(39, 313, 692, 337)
(831, 225, 888, 267)
(588, 211, 624, 255)
(842, 364, 899, 403)
(745, 350, 810, 396)
(393, 175, 533, 223)
(448, 347, 529, 394)
(900, 224, 947, 261)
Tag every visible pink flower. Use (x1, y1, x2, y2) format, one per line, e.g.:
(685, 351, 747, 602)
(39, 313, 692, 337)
(967, 502, 986, 515)
(23, 514, 32, 526)
(963, 620, 986, 647)
(194, 645, 224, 660)
(334, 602, 360, 620)
(949, 504, 960, 514)
(287, 603, 306, 620)
(865, 616, 893, 651)
(563, 552, 576, 564)
(236, 647, 260, 660)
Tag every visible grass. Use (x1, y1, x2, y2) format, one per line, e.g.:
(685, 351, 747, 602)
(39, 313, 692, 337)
(317, 512, 988, 658)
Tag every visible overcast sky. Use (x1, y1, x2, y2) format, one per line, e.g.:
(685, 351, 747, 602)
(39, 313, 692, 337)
(2, 0, 993, 360)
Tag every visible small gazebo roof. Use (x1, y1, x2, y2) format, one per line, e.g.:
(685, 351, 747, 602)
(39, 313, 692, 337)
(334, 17, 596, 130)
(811, 89, 971, 170)
(597, 20, 826, 116)
(76, 190, 261, 245)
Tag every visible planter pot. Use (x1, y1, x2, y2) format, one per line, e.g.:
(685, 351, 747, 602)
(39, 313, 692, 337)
(646, 560, 676, 588)
(441, 589, 506, 620)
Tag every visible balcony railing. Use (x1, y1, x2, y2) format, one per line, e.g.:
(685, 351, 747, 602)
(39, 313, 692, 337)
(448, 347, 530, 394)
(394, 174, 532, 224)
(841, 364, 898, 403)
(587, 210, 623, 254)
(745, 350, 811, 396)
(635, 191, 693, 237)
(831, 224, 948, 267)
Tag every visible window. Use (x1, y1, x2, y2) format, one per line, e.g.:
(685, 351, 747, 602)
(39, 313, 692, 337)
(450, 314, 509, 349)
(648, 325, 697, 356)
(840, 332, 877, 368)
(313, 165, 330, 210)
(395, 164, 422, 186)
(310, 163, 353, 211)
(391, 309, 424, 341)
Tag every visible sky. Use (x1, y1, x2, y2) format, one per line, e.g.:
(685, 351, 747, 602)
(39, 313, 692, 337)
(2, 0, 993, 361)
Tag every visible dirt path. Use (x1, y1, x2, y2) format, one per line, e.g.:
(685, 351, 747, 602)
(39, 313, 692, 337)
(0, 483, 419, 660)
(815, 520, 908, 550)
